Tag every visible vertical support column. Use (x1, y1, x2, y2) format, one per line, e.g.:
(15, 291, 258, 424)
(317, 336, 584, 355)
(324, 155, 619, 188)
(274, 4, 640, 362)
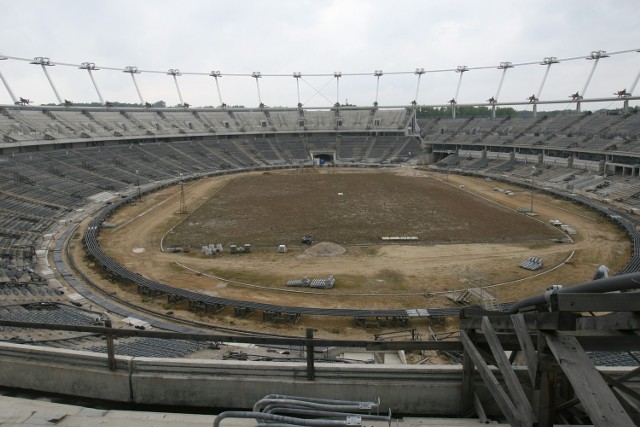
(306, 328, 315, 381)
(104, 317, 117, 371)
(334, 71, 342, 106)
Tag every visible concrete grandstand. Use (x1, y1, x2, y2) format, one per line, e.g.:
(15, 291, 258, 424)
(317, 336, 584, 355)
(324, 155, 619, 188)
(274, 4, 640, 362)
(0, 50, 640, 426)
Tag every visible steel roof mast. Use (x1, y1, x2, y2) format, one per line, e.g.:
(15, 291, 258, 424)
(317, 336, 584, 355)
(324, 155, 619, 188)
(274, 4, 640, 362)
(334, 71, 342, 108)
(619, 49, 640, 113)
(293, 72, 302, 109)
(252, 71, 263, 108)
(209, 71, 225, 108)
(489, 61, 513, 118)
(573, 50, 609, 112)
(79, 62, 104, 105)
(31, 57, 63, 105)
(0, 53, 18, 105)
(373, 70, 383, 107)
(529, 57, 559, 117)
(167, 69, 187, 107)
(124, 66, 145, 105)
(451, 66, 468, 118)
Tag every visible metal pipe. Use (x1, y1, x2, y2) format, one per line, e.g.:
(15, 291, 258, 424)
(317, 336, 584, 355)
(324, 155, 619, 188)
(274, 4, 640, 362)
(261, 403, 375, 415)
(508, 271, 640, 314)
(214, 411, 350, 427)
(253, 394, 380, 411)
(263, 408, 390, 422)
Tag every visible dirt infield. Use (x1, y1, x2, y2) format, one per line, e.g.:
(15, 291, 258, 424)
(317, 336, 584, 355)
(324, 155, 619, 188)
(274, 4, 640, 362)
(81, 167, 630, 337)
(164, 170, 560, 248)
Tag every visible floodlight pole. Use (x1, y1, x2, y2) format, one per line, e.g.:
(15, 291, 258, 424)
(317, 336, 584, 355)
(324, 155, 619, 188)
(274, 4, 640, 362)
(210, 71, 224, 107)
(374, 70, 383, 106)
(124, 66, 145, 105)
(334, 72, 342, 106)
(252, 72, 263, 107)
(31, 57, 63, 105)
(80, 62, 104, 105)
(167, 69, 184, 106)
(414, 68, 425, 104)
(0, 54, 18, 105)
(293, 72, 302, 108)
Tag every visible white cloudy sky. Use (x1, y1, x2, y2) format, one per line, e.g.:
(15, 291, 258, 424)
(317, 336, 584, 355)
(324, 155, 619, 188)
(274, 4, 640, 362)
(1, 0, 639, 110)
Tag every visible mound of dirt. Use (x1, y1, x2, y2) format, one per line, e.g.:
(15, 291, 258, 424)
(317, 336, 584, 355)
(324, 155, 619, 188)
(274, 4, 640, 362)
(304, 242, 347, 257)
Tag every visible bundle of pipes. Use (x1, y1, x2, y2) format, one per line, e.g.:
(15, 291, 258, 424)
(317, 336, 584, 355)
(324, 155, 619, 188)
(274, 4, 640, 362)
(214, 395, 393, 427)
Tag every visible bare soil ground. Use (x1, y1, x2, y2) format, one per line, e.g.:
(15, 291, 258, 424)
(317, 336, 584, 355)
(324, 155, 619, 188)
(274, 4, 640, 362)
(70, 167, 630, 338)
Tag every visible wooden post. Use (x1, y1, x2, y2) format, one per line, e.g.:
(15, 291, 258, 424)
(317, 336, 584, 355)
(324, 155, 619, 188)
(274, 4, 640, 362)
(460, 329, 475, 416)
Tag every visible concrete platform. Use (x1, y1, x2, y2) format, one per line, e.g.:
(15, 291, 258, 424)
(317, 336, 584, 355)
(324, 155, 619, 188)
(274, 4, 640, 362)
(0, 393, 514, 426)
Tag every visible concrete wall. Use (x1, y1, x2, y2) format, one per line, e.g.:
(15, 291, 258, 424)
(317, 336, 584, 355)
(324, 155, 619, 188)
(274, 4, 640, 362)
(0, 342, 463, 414)
(1, 342, 638, 417)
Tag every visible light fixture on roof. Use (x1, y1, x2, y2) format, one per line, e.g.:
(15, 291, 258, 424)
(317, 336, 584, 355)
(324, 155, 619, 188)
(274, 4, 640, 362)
(540, 57, 559, 65)
(79, 62, 99, 71)
(498, 61, 513, 70)
(30, 57, 52, 66)
(587, 50, 609, 60)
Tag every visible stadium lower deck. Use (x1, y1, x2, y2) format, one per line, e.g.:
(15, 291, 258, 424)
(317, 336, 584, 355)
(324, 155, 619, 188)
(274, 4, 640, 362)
(0, 105, 639, 424)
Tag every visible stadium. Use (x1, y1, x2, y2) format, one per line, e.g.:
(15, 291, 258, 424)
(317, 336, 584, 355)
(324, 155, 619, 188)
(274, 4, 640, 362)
(0, 44, 640, 426)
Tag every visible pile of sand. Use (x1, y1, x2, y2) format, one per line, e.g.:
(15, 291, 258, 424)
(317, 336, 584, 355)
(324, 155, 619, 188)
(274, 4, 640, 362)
(304, 242, 346, 257)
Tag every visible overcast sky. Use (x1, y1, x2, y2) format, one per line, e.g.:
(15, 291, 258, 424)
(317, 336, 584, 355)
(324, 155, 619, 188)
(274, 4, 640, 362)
(1, 0, 639, 110)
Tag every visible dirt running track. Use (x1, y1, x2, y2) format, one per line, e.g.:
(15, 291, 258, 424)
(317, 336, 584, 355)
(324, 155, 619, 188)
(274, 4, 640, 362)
(69, 167, 630, 337)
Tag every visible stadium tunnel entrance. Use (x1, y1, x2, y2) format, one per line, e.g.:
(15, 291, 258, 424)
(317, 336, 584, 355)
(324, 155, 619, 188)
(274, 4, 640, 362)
(313, 153, 334, 166)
